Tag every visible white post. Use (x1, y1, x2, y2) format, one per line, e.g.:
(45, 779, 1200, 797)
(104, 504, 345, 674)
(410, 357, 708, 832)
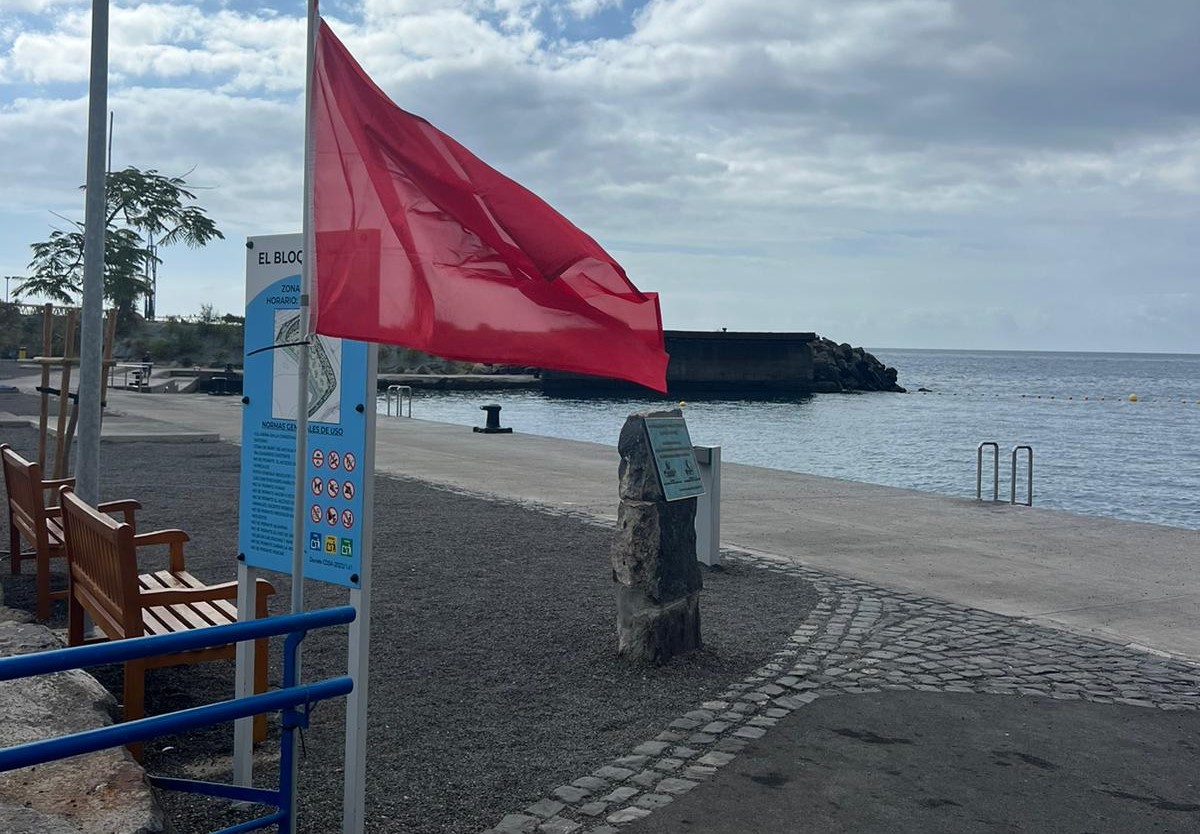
(343, 348, 377, 834)
(232, 561, 258, 785)
(693, 445, 721, 566)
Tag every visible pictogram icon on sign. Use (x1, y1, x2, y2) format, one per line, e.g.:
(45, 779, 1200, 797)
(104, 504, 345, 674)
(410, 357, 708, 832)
(311, 449, 324, 468)
(328, 450, 341, 471)
(310, 505, 322, 524)
(340, 537, 353, 557)
(311, 477, 322, 496)
(343, 452, 356, 473)
(309, 532, 321, 551)
(342, 481, 355, 500)
(326, 506, 338, 526)
(341, 509, 354, 529)
(324, 535, 337, 554)
(327, 478, 339, 498)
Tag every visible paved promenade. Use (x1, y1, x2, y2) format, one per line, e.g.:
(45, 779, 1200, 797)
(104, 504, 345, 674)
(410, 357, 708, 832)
(48, 380, 1200, 663)
(4, 374, 1199, 832)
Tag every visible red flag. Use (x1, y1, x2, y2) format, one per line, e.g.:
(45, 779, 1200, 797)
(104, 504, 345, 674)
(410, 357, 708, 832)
(310, 20, 669, 392)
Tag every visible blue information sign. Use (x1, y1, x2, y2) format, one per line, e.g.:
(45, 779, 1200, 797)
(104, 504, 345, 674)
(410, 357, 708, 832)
(237, 233, 368, 588)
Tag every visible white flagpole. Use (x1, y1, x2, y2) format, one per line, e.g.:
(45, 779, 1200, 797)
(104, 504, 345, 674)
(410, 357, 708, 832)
(297, 5, 318, 619)
(286, 0, 320, 825)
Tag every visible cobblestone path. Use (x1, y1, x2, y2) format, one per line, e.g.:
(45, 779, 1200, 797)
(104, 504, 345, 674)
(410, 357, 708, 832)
(484, 551, 1200, 834)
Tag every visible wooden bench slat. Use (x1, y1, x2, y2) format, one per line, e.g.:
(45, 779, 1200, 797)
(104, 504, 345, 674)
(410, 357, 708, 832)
(142, 571, 240, 621)
(211, 599, 238, 619)
(141, 570, 187, 591)
(169, 601, 224, 630)
(143, 603, 191, 636)
(139, 573, 171, 591)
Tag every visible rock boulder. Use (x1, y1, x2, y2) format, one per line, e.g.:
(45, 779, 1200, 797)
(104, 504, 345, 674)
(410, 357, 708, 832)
(809, 337, 905, 392)
(0, 622, 163, 834)
(612, 410, 703, 664)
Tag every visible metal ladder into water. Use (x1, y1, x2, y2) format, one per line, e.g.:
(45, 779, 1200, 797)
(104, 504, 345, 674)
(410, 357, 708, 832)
(385, 384, 413, 417)
(976, 441, 1034, 506)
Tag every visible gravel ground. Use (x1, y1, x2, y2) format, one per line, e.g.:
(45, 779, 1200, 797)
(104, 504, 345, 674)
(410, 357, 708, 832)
(0, 423, 816, 833)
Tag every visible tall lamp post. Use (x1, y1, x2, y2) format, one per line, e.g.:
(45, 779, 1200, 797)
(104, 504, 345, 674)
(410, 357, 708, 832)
(4, 276, 14, 304)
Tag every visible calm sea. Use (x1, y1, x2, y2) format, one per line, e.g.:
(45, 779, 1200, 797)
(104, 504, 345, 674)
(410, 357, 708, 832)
(379, 350, 1200, 531)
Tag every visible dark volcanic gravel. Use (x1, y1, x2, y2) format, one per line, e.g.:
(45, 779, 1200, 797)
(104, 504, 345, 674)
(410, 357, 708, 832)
(0, 423, 816, 833)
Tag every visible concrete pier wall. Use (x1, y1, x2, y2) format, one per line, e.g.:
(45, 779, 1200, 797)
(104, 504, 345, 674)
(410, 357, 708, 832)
(664, 331, 816, 391)
(543, 330, 819, 394)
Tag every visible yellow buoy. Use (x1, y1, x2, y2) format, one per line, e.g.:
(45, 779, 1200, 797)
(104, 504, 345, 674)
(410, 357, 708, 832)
(678, 400, 687, 408)
(1128, 394, 1138, 402)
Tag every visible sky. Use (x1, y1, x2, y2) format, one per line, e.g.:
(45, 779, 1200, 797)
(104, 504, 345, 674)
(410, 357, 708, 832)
(1, 0, 1198, 353)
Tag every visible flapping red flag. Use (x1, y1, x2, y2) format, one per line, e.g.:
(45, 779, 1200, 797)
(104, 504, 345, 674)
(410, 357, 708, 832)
(310, 20, 669, 392)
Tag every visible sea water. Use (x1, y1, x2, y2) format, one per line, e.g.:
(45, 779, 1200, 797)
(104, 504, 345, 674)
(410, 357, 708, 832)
(379, 350, 1200, 531)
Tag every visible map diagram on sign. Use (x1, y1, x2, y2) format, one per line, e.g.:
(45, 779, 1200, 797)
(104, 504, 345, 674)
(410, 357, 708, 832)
(271, 310, 342, 422)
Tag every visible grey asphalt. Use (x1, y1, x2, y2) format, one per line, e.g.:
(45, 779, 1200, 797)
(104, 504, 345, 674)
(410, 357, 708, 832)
(627, 691, 1200, 834)
(18, 369, 1196, 662)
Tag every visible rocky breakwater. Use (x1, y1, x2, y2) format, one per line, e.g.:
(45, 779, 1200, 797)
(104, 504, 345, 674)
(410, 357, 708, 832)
(0, 595, 163, 833)
(810, 337, 905, 393)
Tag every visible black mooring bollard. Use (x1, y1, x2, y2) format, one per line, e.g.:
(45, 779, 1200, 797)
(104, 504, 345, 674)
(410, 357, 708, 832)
(474, 403, 512, 434)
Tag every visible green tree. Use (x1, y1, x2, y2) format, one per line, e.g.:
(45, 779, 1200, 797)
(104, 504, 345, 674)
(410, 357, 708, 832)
(17, 167, 224, 327)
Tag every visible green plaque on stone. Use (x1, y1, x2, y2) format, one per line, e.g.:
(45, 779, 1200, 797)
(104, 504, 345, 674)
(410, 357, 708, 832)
(644, 416, 705, 502)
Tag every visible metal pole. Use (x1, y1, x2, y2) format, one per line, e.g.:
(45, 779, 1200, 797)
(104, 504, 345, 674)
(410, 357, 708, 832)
(343, 348, 376, 834)
(295, 0, 319, 618)
(76, 0, 110, 503)
(232, 560, 258, 786)
(287, 0, 320, 824)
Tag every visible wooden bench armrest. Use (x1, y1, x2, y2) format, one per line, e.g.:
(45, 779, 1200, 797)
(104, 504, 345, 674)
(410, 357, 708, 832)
(253, 578, 276, 615)
(42, 477, 75, 491)
(140, 580, 239, 607)
(97, 499, 141, 529)
(133, 529, 190, 573)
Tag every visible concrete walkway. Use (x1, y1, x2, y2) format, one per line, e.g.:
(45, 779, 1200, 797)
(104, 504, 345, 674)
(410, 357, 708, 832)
(7, 374, 1199, 661)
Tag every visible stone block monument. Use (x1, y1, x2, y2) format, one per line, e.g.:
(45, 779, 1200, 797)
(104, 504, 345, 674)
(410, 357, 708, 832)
(612, 409, 703, 663)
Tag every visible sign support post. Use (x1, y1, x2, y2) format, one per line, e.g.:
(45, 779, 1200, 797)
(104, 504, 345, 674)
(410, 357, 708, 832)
(343, 347, 377, 833)
(232, 561, 259, 785)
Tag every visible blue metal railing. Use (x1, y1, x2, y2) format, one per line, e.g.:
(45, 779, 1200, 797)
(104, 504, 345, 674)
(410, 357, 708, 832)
(0, 605, 356, 834)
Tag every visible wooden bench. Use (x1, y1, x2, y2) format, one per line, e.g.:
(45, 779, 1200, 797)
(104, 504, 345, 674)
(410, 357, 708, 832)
(58, 485, 275, 759)
(2, 443, 140, 620)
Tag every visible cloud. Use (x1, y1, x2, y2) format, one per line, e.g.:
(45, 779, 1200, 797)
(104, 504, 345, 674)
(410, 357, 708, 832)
(1, 0, 1198, 351)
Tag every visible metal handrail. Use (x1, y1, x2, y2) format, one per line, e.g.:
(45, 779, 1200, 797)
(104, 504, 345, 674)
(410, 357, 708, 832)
(385, 384, 412, 417)
(0, 678, 352, 773)
(0, 605, 357, 834)
(0, 605, 353, 680)
(976, 441, 999, 501)
(1011, 445, 1034, 506)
